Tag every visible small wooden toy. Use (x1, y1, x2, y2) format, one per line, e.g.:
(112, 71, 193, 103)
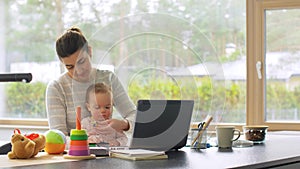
(64, 106, 95, 159)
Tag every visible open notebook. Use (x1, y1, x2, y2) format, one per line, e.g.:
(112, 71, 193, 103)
(129, 100, 194, 151)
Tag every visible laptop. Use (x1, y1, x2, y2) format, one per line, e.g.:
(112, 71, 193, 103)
(129, 100, 194, 151)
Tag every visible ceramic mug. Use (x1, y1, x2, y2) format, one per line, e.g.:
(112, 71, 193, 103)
(216, 126, 241, 149)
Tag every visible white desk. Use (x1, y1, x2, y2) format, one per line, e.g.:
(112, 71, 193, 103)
(1, 132, 300, 169)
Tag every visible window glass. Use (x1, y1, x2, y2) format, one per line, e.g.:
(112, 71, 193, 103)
(265, 9, 300, 122)
(0, 0, 246, 124)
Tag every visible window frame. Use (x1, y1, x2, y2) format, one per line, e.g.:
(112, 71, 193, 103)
(247, 0, 300, 130)
(0, 119, 48, 128)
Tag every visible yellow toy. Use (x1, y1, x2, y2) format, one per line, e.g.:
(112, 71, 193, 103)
(7, 129, 46, 159)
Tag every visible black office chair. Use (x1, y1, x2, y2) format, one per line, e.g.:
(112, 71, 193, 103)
(0, 73, 32, 83)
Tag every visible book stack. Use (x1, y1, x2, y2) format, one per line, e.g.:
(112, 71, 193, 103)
(89, 143, 109, 156)
(110, 149, 168, 161)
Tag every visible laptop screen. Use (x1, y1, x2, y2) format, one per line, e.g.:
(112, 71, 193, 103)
(130, 100, 194, 151)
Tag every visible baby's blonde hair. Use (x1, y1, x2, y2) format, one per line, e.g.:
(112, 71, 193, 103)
(86, 82, 112, 103)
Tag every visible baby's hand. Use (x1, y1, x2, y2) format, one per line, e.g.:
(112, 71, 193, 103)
(88, 129, 98, 135)
(108, 140, 120, 146)
(105, 119, 128, 132)
(88, 135, 102, 143)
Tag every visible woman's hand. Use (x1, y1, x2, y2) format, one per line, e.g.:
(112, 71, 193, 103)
(105, 119, 129, 132)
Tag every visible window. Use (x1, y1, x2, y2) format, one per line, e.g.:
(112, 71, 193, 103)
(0, 0, 247, 128)
(247, 0, 300, 130)
(16, 0, 300, 132)
(0, 0, 60, 126)
(4, 0, 299, 131)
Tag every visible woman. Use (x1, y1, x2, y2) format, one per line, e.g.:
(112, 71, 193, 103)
(46, 26, 136, 137)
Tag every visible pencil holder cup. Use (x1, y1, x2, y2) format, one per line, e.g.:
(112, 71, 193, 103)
(190, 128, 207, 149)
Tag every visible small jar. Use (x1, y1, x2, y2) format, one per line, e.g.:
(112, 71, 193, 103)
(190, 128, 207, 149)
(243, 125, 268, 144)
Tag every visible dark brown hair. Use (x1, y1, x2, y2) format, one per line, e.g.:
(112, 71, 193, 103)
(86, 83, 112, 103)
(55, 26, 88, 59)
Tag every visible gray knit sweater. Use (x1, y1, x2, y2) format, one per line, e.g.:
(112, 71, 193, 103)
(46, 68, 136, 137)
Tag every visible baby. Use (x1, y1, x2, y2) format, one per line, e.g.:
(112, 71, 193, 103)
(81, 82, 128, 146)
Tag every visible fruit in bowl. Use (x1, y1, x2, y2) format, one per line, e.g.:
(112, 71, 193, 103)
(243, 125, 268, 143)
